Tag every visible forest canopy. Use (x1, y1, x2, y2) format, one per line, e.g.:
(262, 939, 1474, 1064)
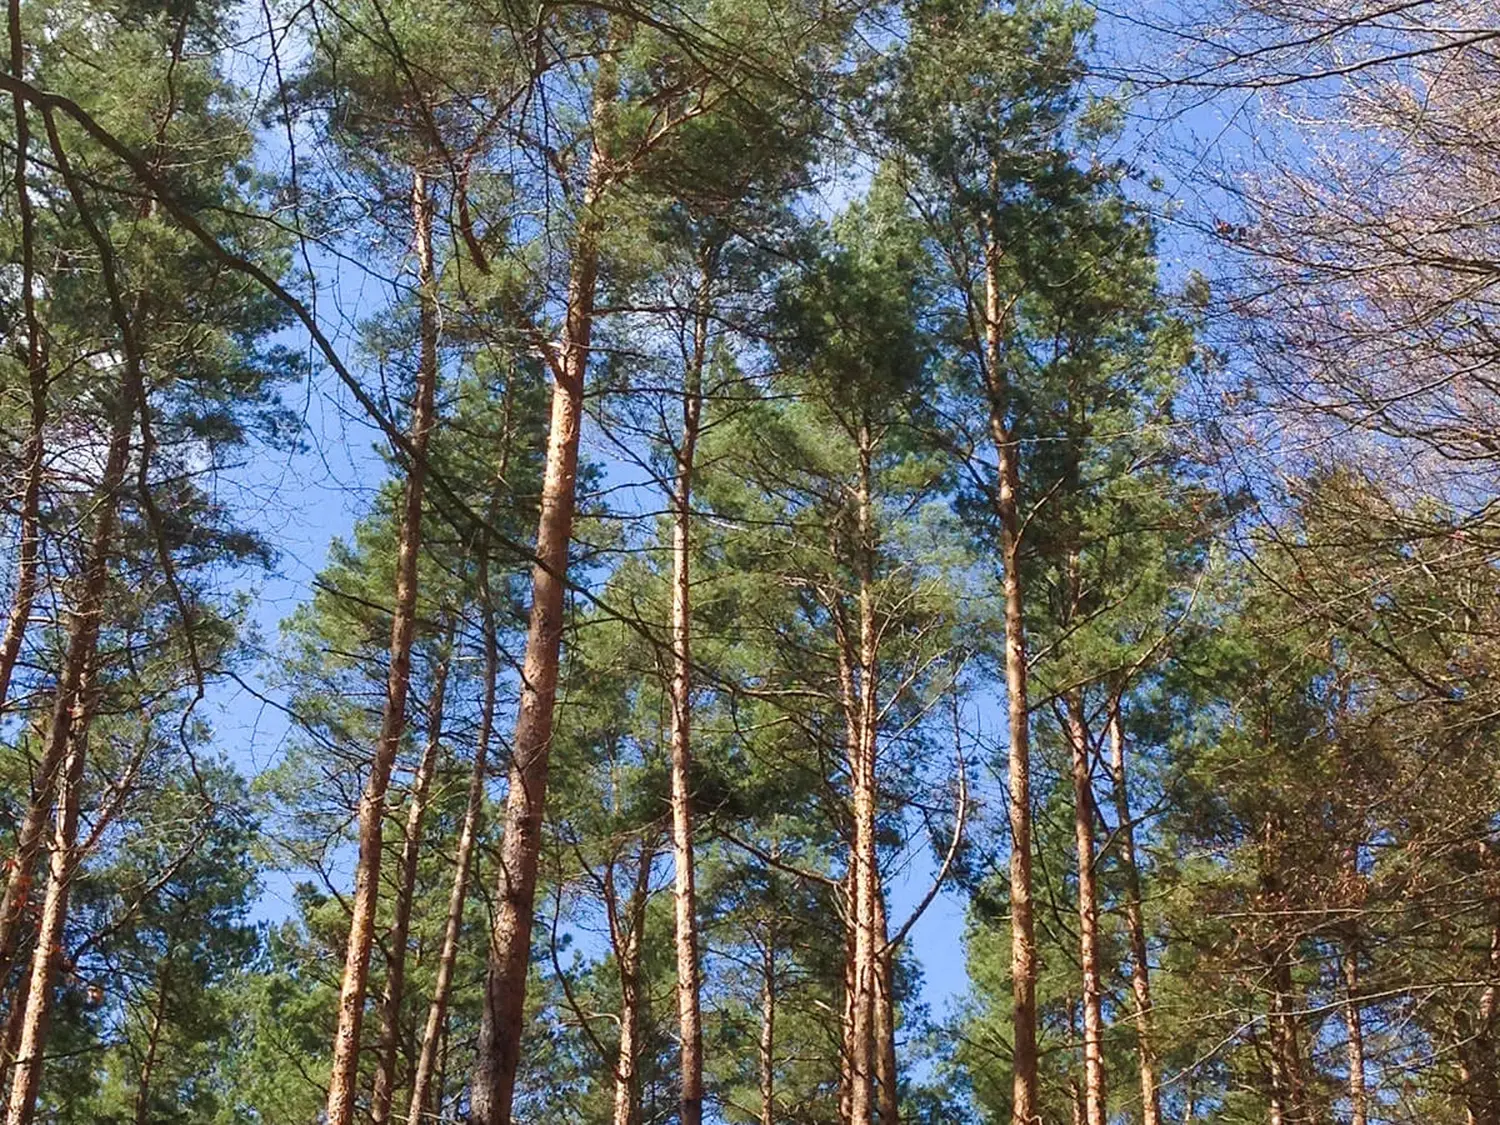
(1, 1, 1498, 1123)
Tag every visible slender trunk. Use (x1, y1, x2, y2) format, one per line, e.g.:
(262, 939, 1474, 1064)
(838, 424, 881, 1125)
(132, 979, 170, 1125)
(839, 892, 856, 1124)
(872, 888, 898, 1125)
(983, 226, 1037, 1125)
(1107, 702, 1162, 1125)
(0, 361, 133, 1071)
(371, 635, 453, 1125)
(1267, 948, 1304, 1124)
(610, 840, 654, 1125)
(0, 15, 46, 717)
(4, 693, 89, 1125)
(408, 548, 501, 1125)
(470, 51, 612, 1121)
(1342, 938, 1366, 1125)
(759, 930, 776, 1125)
(325, 169, 440, 1125)
(669, 271, 709, 1125)
(1065, 690, 1106, 1125)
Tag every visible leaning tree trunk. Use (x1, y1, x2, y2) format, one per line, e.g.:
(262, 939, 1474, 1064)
(1106, 701, 1162, 1125)
(1065, 686, 1106, 1125)
(4, 685, 92, 1125)
(469, 51, 613, 1122)
(668, 270, 709, 1125)
(983, 224, 1037, 1125)
(370, 633, 453, 1125)
(0, 357, 133, 1086)
(324, 169, 441, 1125)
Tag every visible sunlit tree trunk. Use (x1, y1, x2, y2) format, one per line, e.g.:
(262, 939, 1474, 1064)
(983, 223, 1037, 1125)
(371, 633, 453, 1124)
(669, 269, 710, 1125)
(759, 929, 776, 1125)
(325, 168, 441, 1125)
(1342, 935, 1366, 1125)
(1065, 687, 1105, 1125)
(470, 47, 614, 1121)
(1107, 701, 1161, 1125)
(4, 694, 91, 1125)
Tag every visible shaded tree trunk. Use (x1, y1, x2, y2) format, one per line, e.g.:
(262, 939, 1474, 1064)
(669, 267, 710, 1125)
(983, 225, 1037, 1125)
(0, 36, 46, 718)
(609, 839, 655, 1125)
(1107, 701, 1162, 1125)
(470, 50, 614, 1121)
(133, 977, 170, 1125)
(872, 888, 898, 1125)
(324, 168, 441, 1125)
(407, 519, 502, 1124)
(1065, 689, 1105, 1125)
(371, 632, 453, 1125)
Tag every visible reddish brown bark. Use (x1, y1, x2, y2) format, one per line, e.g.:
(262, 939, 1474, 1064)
(4, 687, 91, 1125)
(1065, 690, 1106, 1125)
(1106, 702, 1162, 1125)
(469, 55, 612, 1118)
(872, 888, 898, 1125)
(668, 273, 709, 1125)
(324, 169, 441, 1125)
(370, 636, 453, 1125)
(983, 227, 1037, 1125)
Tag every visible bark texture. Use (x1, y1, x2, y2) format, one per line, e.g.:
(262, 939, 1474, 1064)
(983, 227, 1037, 1125)
(324, 170, 440, 1125)
(668, 274, 709, 1125)
(469, 55, 612, 1118)
(370, 637, 452, 1125)
(1106, 702, 1161, 1125)
(1065, 690, 1106, 1125)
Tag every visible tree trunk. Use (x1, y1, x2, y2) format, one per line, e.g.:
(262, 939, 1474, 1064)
(0, 44, 47, 718)
(872, 888, 898, 1125)
(0, 360, 133, 1071)
(1342, 936, 1366, 1125)
(4, 694, 89, 1125)
(610, 839, 655, 1125)
(470, 50, 612, 1121)
(759, 930, 776, 1125)
(325, 168, 440, 1125)
(669, 269, 709, 1125)
(837, 423, 882, 1125)
(1066, 690, 1106, 1125)
(371, 633, 453, 1125)
(983, 226, 1037, 1125)
(1458, 900, 1500, 1125)
(408, 531, 502, 1125)
(1107, 702, 1162, 1125)
(133, 978, 170, 1125)
(1267, 948, 1304, 1125)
